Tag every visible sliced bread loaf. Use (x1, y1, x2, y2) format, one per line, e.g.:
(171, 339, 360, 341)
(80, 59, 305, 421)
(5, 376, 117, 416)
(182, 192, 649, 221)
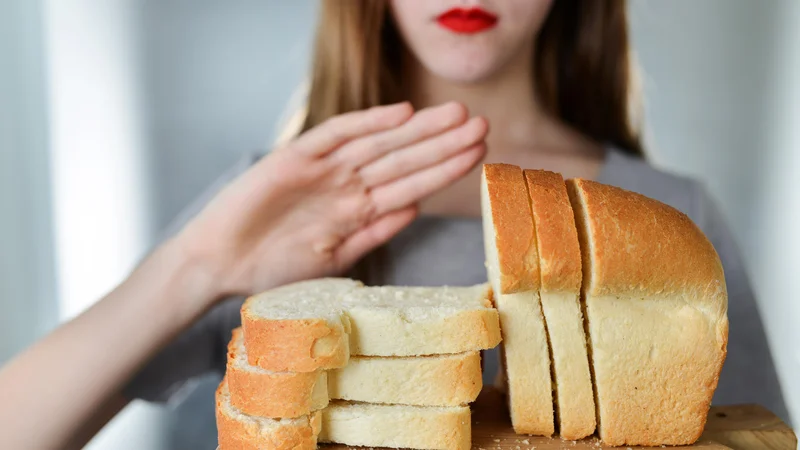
(567, 178, 728, 446)
(227, 328, 328, 418)
(241, 279, 500, 372)
(319, 401, 471, 450)
(327, 352, 482, 407)
(525, 170, 595, 440)
(216, 380, 322, 450)
(480, 163, 554, 436)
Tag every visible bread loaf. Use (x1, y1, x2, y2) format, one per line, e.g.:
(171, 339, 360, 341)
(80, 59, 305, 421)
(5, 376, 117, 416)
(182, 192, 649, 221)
(566, 178, 728, 446)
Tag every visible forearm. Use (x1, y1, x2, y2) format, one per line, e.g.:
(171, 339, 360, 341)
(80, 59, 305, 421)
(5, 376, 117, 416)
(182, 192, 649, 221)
(0, 237, 219, 449)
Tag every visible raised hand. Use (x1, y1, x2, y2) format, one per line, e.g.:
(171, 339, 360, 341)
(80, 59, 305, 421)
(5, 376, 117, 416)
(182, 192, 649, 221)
(177, 101, 488, 299)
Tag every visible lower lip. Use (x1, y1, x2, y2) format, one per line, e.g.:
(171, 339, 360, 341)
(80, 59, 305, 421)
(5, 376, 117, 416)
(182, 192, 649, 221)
(437, 11, 498, 34)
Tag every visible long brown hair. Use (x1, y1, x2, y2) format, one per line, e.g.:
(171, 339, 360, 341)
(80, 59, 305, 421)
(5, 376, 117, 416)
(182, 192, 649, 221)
(290, 0, 644, 156)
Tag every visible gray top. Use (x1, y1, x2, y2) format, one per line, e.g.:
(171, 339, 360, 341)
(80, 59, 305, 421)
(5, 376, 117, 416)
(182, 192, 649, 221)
(125, 148, 789, 447)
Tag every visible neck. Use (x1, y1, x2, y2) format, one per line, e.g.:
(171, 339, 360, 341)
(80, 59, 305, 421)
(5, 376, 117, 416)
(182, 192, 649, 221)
(404, 46, 547, 155)
(402, 43, 604, 163)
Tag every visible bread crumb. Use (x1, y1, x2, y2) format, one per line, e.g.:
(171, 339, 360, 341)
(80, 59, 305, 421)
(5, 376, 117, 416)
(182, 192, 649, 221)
(521, 439, 529, 444)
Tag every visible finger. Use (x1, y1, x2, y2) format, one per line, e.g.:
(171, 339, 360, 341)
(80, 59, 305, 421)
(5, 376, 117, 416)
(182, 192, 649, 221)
(335, 205, 419, 269)
(332, 101, 468, 168)
(370, 144, 486, 216)
(358, 116, 488, 187)
(291, 102, 414, 157)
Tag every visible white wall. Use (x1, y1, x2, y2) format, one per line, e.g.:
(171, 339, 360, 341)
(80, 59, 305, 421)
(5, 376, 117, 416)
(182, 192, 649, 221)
(138, 0, 317, 232)
(755, 0, 800, 428)
(0, 0, 57, 362)
(630, 0, 799, 425)
(43, 2, 318, 448)
(44, 0, 166, 448)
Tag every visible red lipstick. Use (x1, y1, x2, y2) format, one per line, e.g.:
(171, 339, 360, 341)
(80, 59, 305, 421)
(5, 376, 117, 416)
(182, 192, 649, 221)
(437, 7, 498, 34)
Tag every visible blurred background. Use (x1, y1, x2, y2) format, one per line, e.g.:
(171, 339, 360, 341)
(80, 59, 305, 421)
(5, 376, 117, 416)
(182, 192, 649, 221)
(1, 0, 798, 448)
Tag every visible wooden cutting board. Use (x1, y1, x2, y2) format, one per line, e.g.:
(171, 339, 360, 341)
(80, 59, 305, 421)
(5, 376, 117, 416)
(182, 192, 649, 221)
(322, 387, 797, 450)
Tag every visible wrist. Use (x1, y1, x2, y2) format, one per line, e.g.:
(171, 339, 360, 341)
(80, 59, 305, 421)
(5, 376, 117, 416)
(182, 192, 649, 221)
(155, 234, 226, 322)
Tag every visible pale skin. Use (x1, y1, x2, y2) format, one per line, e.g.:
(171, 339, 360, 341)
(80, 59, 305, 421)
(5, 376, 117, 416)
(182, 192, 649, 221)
(0, 1, 606, 448)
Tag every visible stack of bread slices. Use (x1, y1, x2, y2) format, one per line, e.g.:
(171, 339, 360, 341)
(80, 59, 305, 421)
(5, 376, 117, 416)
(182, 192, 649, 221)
(216, 280, 502, 450)
(482, 165, 728, 446)
(216, 163, 729, 449)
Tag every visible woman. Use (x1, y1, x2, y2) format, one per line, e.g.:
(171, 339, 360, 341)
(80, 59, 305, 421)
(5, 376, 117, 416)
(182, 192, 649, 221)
(0, 0, 787, 448)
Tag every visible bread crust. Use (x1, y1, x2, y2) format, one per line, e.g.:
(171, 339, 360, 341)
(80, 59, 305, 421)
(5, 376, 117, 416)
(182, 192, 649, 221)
(216, 381, 321, 450)
(567, 178, 729, 446)
(524, 170, 582, 292)
(227, 328, 328, 418)
(241, 305, 349, 372)
(566, 178, 727, 308)
(481, 164, 541, 294)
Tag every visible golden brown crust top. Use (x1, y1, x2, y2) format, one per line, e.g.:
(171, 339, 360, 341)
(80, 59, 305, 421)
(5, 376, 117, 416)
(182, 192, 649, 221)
(524, 170, 582, 293)
(482, 164, 540, 293)
(566, 179, 727, 307)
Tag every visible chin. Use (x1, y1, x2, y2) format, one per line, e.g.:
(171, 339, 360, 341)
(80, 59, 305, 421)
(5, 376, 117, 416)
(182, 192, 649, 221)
(416, 50, 507, 84)
(429, 64, 498, 84)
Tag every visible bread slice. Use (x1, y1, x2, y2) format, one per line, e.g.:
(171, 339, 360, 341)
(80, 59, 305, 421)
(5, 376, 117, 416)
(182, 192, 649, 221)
(226, 328, 328, 418)
(524, 170, 596, 440)
(241, 278, 360, 373)
(216, 380, 321, 450)
(242, 279, 501, 372)
(343, 284, 500, 356)
(566, 178, 728, 446)
(327, 352, 482, 407)
(480, 163, 554, 436)
(319, 401, 471, 450)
